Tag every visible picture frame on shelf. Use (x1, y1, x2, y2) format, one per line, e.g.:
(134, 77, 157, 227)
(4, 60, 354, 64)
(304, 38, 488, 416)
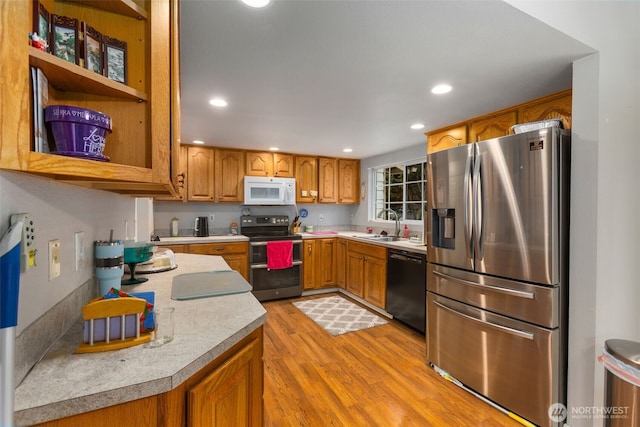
(50, 14, 79, 65)
(32, 0, 50, 49)
(103, 36, 127, 84)
(82, 23, 102, 74)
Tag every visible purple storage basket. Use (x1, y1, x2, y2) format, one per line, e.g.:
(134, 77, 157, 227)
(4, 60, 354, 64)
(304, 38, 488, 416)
(44, 105, 112, 161)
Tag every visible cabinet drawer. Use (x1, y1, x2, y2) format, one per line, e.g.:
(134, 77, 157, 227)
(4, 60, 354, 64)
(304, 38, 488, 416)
(187, 242, 248, 255)
(347, 241, 386, 259)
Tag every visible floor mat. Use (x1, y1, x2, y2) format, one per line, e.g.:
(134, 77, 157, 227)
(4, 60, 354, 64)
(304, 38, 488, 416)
(293, 295, 388, 336)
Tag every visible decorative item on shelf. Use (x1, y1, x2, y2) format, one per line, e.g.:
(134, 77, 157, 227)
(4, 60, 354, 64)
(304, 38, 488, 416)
(103, 35, 127, 84)
(28, 33, 48, 52)
(32, 0, 50, 52)
(50, 14, 79, 65)
(44, 105, 112, 161)
(81, 22, 102, 74)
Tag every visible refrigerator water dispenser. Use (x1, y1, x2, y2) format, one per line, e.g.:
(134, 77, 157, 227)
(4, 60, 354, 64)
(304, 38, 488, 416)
(431, 208, 455, 249)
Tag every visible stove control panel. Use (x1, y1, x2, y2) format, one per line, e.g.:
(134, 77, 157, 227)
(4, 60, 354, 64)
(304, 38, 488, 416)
(241, 215, 290, 227)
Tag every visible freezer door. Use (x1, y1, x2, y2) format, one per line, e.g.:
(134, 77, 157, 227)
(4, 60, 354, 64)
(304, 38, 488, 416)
(427, 263, 559, 328)
(427, 293, 563, 427)
(474, 128, 568, 285)
(426, 144, 474, 271)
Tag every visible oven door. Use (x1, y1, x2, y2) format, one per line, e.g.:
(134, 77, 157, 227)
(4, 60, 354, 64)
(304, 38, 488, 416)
(249, 240, 302, 301)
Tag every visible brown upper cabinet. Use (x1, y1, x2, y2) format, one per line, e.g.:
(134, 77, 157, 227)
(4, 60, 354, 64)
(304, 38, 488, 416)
(245, 151, 294, 177)
(214, 148, 244, 202)
(187, 146, 214, 202)
(294, 156, 318, 203)
(338, 159, 360, 204)
(428, 89, 572, 153)
(468, 111, 518, 143)
(318, 157, 338, 203)
(0, 0, 178, 197)
(427, 125, 468, 154)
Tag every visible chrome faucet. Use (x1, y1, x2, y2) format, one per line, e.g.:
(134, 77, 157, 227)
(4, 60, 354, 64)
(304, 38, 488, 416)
(377, 208, 400, 237)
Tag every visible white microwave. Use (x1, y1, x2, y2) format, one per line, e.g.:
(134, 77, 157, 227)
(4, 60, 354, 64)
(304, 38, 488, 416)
(244, 176, 296, 205)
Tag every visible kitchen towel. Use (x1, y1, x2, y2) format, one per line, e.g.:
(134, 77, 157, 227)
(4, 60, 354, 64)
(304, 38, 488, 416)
(266, 240, 293, 270)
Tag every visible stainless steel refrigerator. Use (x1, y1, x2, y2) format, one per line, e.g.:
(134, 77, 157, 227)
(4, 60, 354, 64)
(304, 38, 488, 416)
(425, 127, 570, 427)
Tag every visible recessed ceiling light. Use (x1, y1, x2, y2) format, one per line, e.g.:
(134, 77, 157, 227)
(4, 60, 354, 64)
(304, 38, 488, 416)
(240, 0, 271, 8)
(209, 97, 228, 107)
(269, 147, 279, 151)
(431, 84, 452, 95)
(193, 140, 205, 145)
(343, 148, 353, 153)
(410, 123, 425, 130)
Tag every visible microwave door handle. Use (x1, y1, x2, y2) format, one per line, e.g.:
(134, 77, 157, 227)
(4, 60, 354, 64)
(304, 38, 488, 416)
(432, 300, 534, 340)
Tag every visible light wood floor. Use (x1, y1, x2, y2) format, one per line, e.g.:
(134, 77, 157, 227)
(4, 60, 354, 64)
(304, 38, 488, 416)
(262, 293, 522, 427)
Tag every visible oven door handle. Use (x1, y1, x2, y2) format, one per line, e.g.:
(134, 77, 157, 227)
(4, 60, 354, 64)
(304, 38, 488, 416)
(251, 260, 302, 269)
(250, 241, 302, 247)
(432, 300, 535, 340)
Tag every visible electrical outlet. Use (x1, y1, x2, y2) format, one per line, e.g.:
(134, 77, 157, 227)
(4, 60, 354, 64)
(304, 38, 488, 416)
(49, 239, 61, 281)
(10, 213, 36, 272)
(74, 231, 85, 271)
(319, 213, 325, 222)
(209, 213, 215, 222)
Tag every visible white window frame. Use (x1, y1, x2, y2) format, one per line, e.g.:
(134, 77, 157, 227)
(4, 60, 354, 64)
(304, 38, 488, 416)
(368, 157, 427, 225)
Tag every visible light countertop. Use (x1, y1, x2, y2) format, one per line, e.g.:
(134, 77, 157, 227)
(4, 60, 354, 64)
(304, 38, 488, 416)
(301, 231, 427, 254)
(154, 235, 249, 245)
(14, 253, 266, 426)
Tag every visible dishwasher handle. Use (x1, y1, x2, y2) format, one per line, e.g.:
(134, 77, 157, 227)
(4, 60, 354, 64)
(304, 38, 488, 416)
(389, 251, 424, 264)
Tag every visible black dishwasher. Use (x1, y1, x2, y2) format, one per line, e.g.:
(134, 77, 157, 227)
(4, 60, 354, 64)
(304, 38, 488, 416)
(386, 248, 426, 334)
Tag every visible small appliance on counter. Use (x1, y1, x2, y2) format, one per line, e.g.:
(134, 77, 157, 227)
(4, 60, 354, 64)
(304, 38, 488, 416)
(194, 216, 209, 237)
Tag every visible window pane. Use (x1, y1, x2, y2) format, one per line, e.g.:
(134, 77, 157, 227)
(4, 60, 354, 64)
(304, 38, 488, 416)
(406, 163, 422, 182)
(406, 203, 422, 220)
(406, 182, 422, 201)
(389, 184, 403, 202)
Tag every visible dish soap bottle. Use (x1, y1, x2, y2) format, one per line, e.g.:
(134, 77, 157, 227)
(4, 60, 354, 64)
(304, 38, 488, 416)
(403, 224, 410, 238)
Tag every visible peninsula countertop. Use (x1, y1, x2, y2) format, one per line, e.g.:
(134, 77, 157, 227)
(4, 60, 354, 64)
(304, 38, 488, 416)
(14, 253, 267, 426)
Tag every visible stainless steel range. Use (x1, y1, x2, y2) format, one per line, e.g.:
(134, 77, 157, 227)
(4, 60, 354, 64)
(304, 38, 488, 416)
(240, 215, 302, 301)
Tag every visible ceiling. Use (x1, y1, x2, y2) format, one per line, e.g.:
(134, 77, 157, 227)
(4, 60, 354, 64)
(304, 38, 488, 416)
(179, 0, 594, 159)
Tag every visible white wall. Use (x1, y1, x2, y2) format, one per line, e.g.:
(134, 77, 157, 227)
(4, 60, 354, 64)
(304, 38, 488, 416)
(507, 1, 640, 425)
(352, 142, 426, 235)
(0, 171, 135, 335)
(153, 201, 355, 236)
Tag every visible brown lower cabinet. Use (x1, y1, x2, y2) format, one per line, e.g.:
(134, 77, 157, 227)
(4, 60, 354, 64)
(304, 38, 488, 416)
(303, 238, 337, 290)
(34, 327, 264, 427)
(160, 242, 249, 281)
(345, 241, 387, 309)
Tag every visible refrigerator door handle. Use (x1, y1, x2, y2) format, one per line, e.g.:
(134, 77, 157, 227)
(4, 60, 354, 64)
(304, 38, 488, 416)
(432, 300, 535, 340)
(463, 154, 474, 262)
(473, 152, 484, 261)
(432, 270, 536, 299)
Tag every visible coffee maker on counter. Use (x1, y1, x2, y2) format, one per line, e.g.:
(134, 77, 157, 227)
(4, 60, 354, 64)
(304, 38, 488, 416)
(194, 216, 209, 237)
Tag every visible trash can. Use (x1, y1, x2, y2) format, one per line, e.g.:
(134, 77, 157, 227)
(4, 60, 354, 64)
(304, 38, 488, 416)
(600, 339, 640, 427)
